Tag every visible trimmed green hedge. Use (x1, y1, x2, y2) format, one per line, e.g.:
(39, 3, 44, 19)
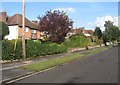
(2, 40, 68, 60)
(2, 40, 22, 60)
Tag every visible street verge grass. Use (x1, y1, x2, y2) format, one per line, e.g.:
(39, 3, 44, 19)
(88, 46, 111, 55)
(22, 46, 111, 72)
(22, 53, 83, 72)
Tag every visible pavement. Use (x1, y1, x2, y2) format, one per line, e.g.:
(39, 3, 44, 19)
(1, 52, 70, 82)
(7, 46, 118, 83)
(1, 46, 95, 84)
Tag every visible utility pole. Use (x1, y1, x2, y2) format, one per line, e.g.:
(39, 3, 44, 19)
(22, 0, 26, 61)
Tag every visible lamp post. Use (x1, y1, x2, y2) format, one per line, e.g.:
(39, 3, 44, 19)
(22, 0, 26, 61)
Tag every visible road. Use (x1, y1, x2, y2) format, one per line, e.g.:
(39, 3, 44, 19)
(11, 46, 118, 83)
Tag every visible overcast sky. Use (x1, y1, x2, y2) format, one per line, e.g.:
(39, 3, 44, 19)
(1, 2, 118, 31)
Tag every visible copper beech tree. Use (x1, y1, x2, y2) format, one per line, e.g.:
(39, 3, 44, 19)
(38, 10, 73, 43)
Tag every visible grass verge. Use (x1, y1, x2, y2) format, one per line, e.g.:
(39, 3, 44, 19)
(88, 46, 111, 55)
(22, 46, 111, 72)
(22, 53, 83, 72)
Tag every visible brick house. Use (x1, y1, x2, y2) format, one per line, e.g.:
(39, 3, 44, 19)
(0, 12, 40, 40)
(71, 27, 94, 38)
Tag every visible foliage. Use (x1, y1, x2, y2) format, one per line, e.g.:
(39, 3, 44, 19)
(26, 40, 40, 58)
(111, 26, 120, 41)
(38, 10, 73, 43)
(64, 34, 93, 48)
(0, 21, 9, 40)
(94, 27, 103, 39)
(117, 36, 120, 42)
(2, 40, 68, 60)
(93, 36, 103, 46)
(103, 21, 120, 44)
(2, 40, 14, 60)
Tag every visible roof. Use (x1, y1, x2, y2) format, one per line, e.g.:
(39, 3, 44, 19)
(32, 21, 40, 30)
(71, 27, 84, 34)
(85, 30, 93, 35)
(71, 28, 93, 36)
(7, 14, 38, 30)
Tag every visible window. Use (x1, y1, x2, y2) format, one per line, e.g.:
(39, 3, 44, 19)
(25, 27, 29, 32)
(32, 30, 37, 33)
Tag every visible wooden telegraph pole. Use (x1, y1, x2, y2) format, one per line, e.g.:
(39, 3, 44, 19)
(22, 0, 26, 61)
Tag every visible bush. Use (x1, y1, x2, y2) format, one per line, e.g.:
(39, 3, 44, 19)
(2, 40, 14, 60)
(38, 42, 68, 56)
(14, 40, 22, 60)
(2, 40, 22, 60)
(26, 40, 40, 58)
(2, 40, 68, 60)
(93, 36, 103, 46)
(64, 34, 93, 48)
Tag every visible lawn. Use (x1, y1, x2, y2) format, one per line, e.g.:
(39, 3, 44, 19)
(22, 46, 111, 72)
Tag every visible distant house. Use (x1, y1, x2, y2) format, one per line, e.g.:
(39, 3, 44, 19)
(70, 27, 94, 38)
(0, 12, 40, 40)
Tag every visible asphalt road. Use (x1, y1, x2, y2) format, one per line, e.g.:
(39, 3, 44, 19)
(13, 46, 118, 83)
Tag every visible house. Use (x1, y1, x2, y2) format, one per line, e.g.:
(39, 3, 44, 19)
(71, 27, 94, 38)
(0, 12, 40, 40)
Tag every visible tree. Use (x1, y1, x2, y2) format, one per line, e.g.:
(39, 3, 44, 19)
(94, 27, 103, 39)
(0, 21, 9, 40)
(38, 10, 73, 43)
(102, 31, 109, 46)
(111, 26, 120, 41)
(103, 20, 120, 44)
(104, 21, 113, 42)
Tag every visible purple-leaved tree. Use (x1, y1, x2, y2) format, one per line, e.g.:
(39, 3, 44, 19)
(38, 10, 73, 43)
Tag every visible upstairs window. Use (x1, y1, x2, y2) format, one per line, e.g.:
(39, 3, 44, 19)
(25, 27, 29, 32)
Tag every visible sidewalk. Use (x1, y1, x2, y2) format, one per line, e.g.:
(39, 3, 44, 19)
(2, 52, 68, 71)
(1, 46, 100, 84)
(1, 52, 72, 83)
(1, 53, 71, 82)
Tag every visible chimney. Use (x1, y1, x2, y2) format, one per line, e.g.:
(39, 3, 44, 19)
(0, 12, 7, 23)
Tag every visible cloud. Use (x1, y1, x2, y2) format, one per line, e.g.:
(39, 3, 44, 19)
(53, 7, 76, 12)
(87, 16, 118, 31)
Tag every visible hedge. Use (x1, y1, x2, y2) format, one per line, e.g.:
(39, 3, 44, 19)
(2, 40, 68, 60)
(64, 34, 94, 48)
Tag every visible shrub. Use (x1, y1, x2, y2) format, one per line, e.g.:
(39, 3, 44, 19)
(2, 40, 68, 60)
(2, 40, 22, 60)
(14, 39, 22, 60)
(93, 37, 103, 46)
(2, 40, 14, 60)
(26, 40, 40, 58)
(38, 42, 68, 56)
(64, 34, 93, 48)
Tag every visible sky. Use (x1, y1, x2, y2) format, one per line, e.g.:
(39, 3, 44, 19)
(1, 2, 118, 31)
